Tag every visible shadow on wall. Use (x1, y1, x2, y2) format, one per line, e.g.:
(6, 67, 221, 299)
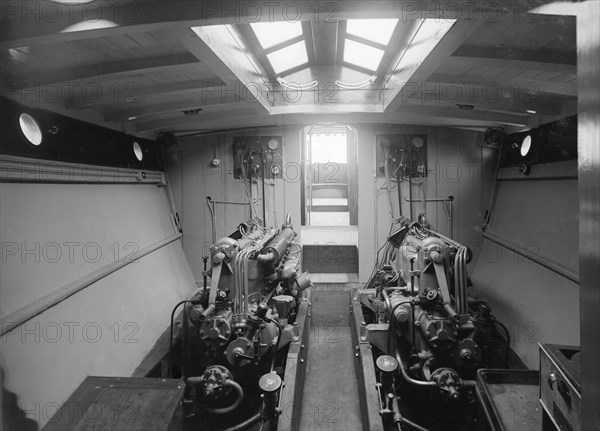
(1, 366, 39, 431)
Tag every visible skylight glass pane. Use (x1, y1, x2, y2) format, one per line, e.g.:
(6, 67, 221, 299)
(346, 19, 398, 45)
(266, 41, 308, 74)
(250, 22, 303, 49)
(343, 39, 385, 71)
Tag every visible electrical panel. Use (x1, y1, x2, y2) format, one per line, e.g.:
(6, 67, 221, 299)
(375, 134, 428, 178)
(232, 136, 283, 180)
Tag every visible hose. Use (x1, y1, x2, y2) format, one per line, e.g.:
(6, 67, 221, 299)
(200, 379, 245, 415)
(270, 319, 283, 372)
(223, 412, 263, 431)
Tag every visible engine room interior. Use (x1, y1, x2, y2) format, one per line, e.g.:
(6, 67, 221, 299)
(1, 2, 598, 431)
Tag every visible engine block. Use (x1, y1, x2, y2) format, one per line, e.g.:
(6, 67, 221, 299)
(176, 216, 311, 431)
(353, 218, 509, 430)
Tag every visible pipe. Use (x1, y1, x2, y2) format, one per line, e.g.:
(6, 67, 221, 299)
(394, 346, 436, 387)
(1, 233, 182, 336)
(198, 379, 245, 415)
(408, 168, 413, 220)
(210, 199, 251, 205)
(400, 417, 431, 431)
(243, 250, 250, 316)
(383, 145, 395, 222)
(222, 412, 263, 431)
(206, 196, 217, 244)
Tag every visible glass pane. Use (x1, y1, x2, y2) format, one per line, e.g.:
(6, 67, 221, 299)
(343, 39, 385, 71)
(267, 41, 309, 74)
(311, 133, 347, 163)
(346, 19, 398, 45)
(250, 21, 303, 49)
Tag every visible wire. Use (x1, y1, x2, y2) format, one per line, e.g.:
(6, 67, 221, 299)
(494, 320, 511, 368)
(168, 299, 195, 377)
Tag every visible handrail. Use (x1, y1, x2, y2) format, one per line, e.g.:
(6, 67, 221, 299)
(482, 231, 579, 283)
(0, 155, 166, 185)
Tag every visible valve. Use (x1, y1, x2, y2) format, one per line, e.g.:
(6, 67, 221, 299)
(430, 368, 462, 400)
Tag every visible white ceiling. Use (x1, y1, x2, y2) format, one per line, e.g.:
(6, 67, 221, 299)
(0, 1, 577, 139)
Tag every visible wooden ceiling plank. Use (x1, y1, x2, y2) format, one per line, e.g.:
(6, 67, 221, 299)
(104, 34, 145, 57)
(384, 19, 486, 112)
(448, 55, 576, 75)
(125, 32, 172, 56)
(104, 99, 253, 122)
(9, 53, 200, 89)
(66, 78, 225, 110)
(182, 26, 271, 114)
(428, 72, 576, 97)
(453, 45, 576, 65)
(145, 109, 528, 136)
(83, 37, 133, 61)
(1, 1, 560, 48)
(133, 106, 259, 132)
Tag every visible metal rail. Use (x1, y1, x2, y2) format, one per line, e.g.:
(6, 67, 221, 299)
(1, 233, 183, 336)
(482, 231, 579, 283)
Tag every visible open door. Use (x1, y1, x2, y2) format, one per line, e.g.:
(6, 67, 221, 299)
(302, 125, 357, 226)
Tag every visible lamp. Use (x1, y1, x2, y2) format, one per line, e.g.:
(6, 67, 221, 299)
(18, 113, 42, 146)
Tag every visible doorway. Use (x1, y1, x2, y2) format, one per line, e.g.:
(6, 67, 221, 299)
(302, 125, 358, 226)
(300, 125, 359, 282)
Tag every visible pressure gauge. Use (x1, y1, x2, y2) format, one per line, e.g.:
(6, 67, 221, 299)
(267, 138, 279, 150)
(411, 136, 425, 149)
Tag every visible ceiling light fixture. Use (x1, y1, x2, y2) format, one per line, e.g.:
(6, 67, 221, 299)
(277, 77, 318, 90)
(335, 76, 376, 89)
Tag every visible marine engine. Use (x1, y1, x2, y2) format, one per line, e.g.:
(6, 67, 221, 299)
(355, 217, 509, 430)
(173, 215, 311, 431)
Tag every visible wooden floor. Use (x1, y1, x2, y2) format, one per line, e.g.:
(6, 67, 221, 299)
(299, 286, 363, 430)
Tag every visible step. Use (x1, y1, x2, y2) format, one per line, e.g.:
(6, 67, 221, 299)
(302, 244, 358, 273)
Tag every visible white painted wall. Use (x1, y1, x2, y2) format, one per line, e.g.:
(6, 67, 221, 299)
(0, 180, 197, 429)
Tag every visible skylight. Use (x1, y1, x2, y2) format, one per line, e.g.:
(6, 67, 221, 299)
(343, 39, 385, 72)
(266, 41, 309, 74)
(346, 19, 398, 45)
(250, 22, 303, 49)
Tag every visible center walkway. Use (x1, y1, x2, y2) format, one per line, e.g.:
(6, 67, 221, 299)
(298, 284, 363, 431)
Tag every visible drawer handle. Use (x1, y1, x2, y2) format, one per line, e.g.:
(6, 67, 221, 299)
(547, 373, 561, 388)
(548, 373, 572, 408)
